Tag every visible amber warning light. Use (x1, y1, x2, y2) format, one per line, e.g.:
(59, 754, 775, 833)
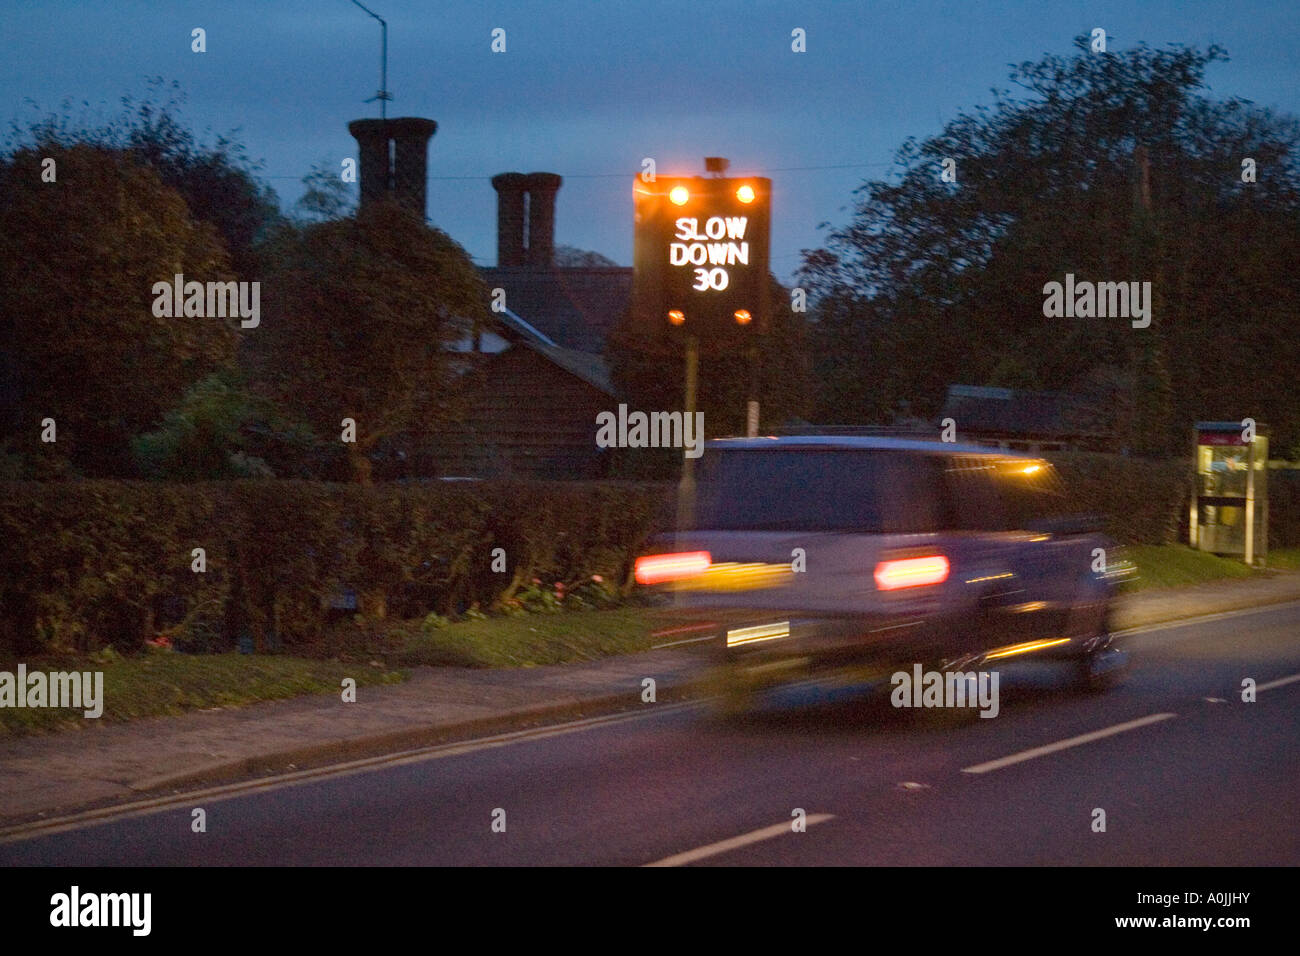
(873, 555, 950, 590)
(635, 551, 712, 585)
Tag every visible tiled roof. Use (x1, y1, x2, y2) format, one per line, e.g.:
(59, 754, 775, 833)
(478, 266, 632, 354)
(518, 339, 616, 396)
(940, 384, 1091, 437)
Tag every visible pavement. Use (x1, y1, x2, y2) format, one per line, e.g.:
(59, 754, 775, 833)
(2, 570, 1299, 827)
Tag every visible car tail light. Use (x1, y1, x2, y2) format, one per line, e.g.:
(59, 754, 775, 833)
(874, 555, 950, 590)
(634, 551, 711, 585)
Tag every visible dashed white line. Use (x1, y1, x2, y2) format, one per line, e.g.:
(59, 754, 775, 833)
(961, 713, 1177, 775)
(1257, 671, 1300, 693)
(644, 814, 835, 867)
(650, 634, 717, 649)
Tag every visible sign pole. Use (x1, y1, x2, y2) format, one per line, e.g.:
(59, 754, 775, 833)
(676, 335, 699, 536)
(1245, 435, 1256, 566)
(746, 344, 759, 438)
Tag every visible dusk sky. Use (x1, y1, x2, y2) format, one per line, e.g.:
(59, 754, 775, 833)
(4, 0, 1298, 281)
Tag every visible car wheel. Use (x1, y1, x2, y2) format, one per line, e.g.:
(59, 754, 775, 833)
(1075, 634, 1129, 693)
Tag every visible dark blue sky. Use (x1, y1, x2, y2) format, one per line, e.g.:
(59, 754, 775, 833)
(4, 0, 1297, 281)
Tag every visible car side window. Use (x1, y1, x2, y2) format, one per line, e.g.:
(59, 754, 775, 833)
(993, 459, 1068, 530)
(943, 455, 1009, 531)
(879, 453, 949, 533)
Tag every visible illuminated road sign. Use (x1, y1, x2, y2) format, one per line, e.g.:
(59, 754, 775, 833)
(632, 174, 772, 345)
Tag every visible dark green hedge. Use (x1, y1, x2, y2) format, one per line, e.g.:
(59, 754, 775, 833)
(1268, 469, 1300, 551)
(1046, 453, 1300, 550)
(3, 459, 1294, 658)
(0, 480, 669, 657)
(1046, 452, 1194, 545)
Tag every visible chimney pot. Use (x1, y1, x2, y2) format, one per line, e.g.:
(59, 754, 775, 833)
(491, 172, 528, 267)
(348, 117, 438, 217)
(522, 172, 562, 268)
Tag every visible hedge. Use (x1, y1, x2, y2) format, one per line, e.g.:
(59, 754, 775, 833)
(1045, 452, 1193, 545)
(0, 480, 669, 658)
(3, 457, 1295, 658)
(1268, 469, 1300, 551)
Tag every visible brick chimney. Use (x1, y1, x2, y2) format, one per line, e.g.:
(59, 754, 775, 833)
(347, 117, 438, 218)
(491, 173, 528, 267)
(523, 172, 562, 267)
(491, 171, 563, 267)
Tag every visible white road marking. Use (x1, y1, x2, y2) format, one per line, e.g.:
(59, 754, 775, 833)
(7, 600, 1299, 845)
(1257, 671, 1300, 693)
(961, 713, 1177, 774)
(651, 634, 716, 649)
(1114, 599, 1300, 638)
(644, 814, 835, 867)
(0, 701, 706, 845)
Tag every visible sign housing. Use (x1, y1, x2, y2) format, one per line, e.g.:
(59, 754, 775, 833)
(632, 174, 772, 346)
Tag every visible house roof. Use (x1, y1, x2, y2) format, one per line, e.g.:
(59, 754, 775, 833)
(709, 434, 1038, 459)
(479, 304, 617, 397)
(478, 266, 632, 354)
(940, 384, 1090, 438)
(518, 338, 616, 396)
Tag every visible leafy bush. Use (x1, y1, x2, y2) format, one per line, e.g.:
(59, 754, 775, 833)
(1047, 453, 1193, 545)
(3, 457, 1293, 660)
(0, 479, 670, 658)
(1269, 469, 1300, 550)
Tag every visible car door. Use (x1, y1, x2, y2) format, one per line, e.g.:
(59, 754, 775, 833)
(986, 457, 1082, 644)
(943, 454, 1056, 651)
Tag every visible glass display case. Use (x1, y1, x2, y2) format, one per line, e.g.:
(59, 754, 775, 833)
(1190, 422, 1268, 564)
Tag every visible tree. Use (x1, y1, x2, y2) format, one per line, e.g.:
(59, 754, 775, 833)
(131, 370, 329, 480)
(554, 245, 621, 268)
(246, 201, 489, 483)
(296, 161, 356, 223)
(0, 143, 236, 476)
(7, 80, 282, 278)
(799, 38, 1300, 454)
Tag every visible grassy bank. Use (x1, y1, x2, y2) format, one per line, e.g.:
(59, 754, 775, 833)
(6, 548, 1295, 737)
(0, 652, 405, 736)
(1123, 544, 1300, 591)
(0, 606, 668, 736)
(388, 606, 671, 668)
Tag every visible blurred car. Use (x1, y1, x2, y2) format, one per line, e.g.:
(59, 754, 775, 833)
(636, 436, 1129, 703)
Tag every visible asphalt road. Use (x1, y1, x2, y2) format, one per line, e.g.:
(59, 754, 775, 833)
(3, 601, 1298, 866)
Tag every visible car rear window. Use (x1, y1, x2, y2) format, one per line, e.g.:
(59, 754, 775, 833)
(944, 455, 1069, 531)
(692, 448, 949, 533)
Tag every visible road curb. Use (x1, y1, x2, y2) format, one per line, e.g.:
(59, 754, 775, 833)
(1113, 582, 1300, 632)
(125, 681, 707, 798)
(10, 577, 1300, 824)
(80, 585, 1300, 798)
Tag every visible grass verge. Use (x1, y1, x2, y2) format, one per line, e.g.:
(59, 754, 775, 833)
(1264, 547, 1300, 570)
(0, 653, 405, 737)
(7, 548, 1297, 736)
(1122, 543, 1296, 591)
(389, 606, 673, 668)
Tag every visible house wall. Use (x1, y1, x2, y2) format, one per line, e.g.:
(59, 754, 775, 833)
(431, 346, 612, 478)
